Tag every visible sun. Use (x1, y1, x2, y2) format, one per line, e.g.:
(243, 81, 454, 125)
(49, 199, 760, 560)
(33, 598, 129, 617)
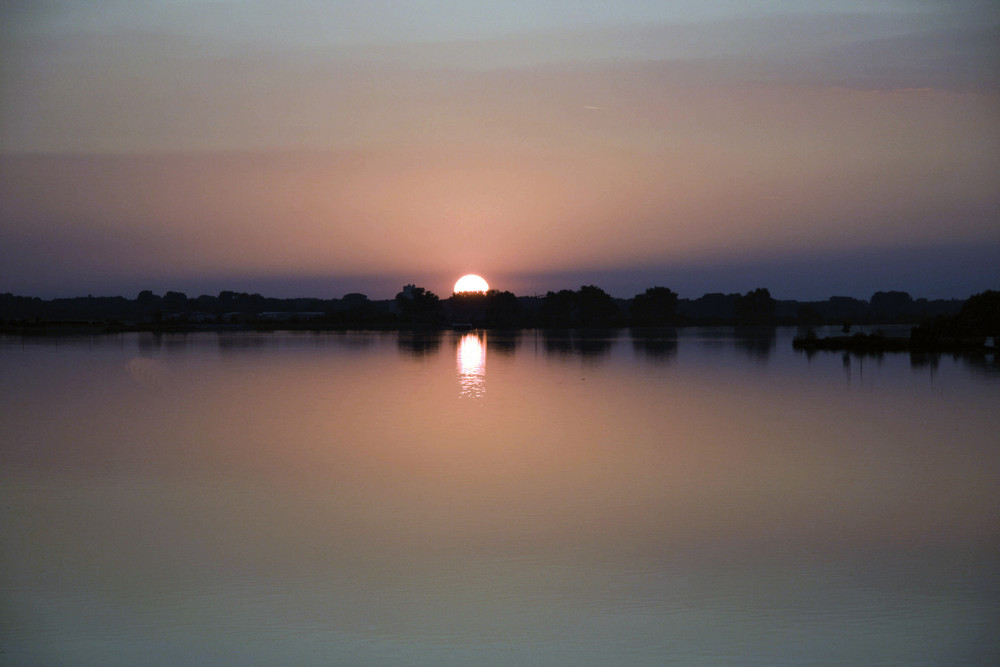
(454, 274, 489, 294)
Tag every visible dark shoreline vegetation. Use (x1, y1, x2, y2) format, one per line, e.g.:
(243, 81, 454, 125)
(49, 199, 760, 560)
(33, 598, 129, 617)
(2, 287, 997, 354)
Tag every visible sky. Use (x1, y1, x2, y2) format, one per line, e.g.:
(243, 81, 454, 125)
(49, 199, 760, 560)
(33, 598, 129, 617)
(1, 0, 998, 300)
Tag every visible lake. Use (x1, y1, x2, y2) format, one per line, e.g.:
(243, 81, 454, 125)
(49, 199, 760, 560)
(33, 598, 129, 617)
(2, 328, 998, 665)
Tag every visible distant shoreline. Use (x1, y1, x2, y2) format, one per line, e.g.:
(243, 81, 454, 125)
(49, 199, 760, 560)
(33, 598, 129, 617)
(3, 288, 996, 355)
(792, 331, 996, 355)
(0, 287, 977, 330)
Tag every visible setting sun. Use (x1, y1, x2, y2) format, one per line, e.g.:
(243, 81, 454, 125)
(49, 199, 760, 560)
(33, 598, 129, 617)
(454, 274, 489, 294)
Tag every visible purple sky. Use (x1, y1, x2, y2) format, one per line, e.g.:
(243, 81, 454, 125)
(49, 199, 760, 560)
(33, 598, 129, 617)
(2, 1, 998, 300)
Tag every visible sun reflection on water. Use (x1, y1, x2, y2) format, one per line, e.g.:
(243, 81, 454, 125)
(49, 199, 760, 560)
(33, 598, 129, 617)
(457, 332, 486, 398)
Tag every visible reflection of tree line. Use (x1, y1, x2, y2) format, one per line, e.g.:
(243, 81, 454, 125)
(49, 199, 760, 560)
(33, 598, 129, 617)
(398, 331, 522, 358)
(397, 331, 443, 357)
(401, 325, 1000, 370)
(733, 327, 777, 360)
(133, 329, 383, 358)
(543, 330, 616, 357)
(800, 340, 999, 375)
(122, 326, 771, 363)
(396, 328, 783, 363)
(631, 332, 679, 362)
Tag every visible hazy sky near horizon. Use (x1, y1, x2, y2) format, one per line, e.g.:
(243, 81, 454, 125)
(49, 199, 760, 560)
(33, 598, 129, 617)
(2, 0, 998, 299)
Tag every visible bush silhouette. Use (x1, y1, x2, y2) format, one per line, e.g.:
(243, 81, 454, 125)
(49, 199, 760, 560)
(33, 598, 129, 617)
(630, 286, 678, 326)
(735, 288, 775, 325)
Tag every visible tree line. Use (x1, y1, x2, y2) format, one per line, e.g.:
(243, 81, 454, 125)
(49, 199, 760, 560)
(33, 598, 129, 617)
(0, 285, 983, 332)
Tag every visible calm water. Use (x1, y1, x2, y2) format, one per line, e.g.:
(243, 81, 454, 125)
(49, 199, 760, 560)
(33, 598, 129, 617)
(2, 329, 998, 665)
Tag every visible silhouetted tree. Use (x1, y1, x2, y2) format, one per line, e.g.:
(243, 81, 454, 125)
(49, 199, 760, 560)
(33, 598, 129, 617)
(540, 285, 621, 327)
(448, 291, 487, 324)
(796, 304, 824, 326)
(134, 290, 163, 321)
(823, 296, 868, 325)
(341, 293, 371, 324)
(342, 293, 368, 308)
(485, 290, 520, 327)
(678, 292, 739, 323)
(630, 286, 678, 326)
(911, 290, 997, 348)
(576, 285, 620, 326)
(541, 289, 578, 327)
(192, 294, 219, 314)
(395, 285, 442, 326)
(870, 291, 914, 322)
(955, 290, 1000, 337)
(162, 291, 188, 313)
(735, 288, 775, 325)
